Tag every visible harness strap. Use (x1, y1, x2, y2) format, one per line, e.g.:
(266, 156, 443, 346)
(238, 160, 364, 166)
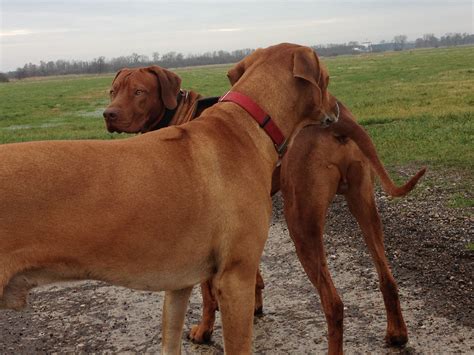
(192, 96, 220, 119)
(219, 91, 287, 156)
(153, 91, 185, 130)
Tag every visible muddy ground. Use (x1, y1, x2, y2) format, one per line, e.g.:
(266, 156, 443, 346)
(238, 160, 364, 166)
(1, 169, 473, 354)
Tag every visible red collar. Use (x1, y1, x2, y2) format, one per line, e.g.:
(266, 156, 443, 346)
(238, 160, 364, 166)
(219, 91, 287, 156)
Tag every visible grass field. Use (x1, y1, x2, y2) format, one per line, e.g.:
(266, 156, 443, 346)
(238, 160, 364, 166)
(0, 46, 473, 197)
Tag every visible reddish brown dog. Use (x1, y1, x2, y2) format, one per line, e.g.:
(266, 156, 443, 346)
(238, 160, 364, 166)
(104, 59, 425, 352)
(1, 43, 345, 354)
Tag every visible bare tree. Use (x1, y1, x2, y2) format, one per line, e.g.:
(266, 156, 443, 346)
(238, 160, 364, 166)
(131, 53, 141, 65)
(0, 72, 9, 82)
(423, 33, 439, 48)
(152, 52, 160, 62)
(393, 34, 408, 51)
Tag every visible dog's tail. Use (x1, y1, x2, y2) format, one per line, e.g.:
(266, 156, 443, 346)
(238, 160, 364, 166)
(329, 103, 426, 198)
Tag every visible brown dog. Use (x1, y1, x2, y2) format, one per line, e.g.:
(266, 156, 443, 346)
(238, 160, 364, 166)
(103, 66, 203, 134)
(104, 62, 425, 352)
(0, 43, 342, 354)
(281, 108, 417, 354)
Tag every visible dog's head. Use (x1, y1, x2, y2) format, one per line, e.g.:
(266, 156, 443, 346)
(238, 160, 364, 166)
(103, 66, 181, 133)
(226, 43, 338, 135)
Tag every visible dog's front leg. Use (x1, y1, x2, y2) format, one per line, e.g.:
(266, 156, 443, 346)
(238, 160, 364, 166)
(216, 267, 257, 354)
(161, 286, 193, 355)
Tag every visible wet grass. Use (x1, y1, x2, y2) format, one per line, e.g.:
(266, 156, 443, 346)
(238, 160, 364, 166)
(0, 75, 114, 142)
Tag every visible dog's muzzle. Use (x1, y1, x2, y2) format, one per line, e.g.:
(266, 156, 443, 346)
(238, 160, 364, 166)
(321, 101, 340, 127)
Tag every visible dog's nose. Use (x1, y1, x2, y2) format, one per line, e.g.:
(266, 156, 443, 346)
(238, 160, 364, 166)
(103, 108, 119, 121)
(321, 114, 337, 127)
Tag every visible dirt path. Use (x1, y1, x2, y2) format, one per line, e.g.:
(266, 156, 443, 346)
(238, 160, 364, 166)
(1, 171, 473, 353)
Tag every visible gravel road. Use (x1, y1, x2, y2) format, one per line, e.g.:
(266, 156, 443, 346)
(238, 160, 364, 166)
(1, 169, 472, 354)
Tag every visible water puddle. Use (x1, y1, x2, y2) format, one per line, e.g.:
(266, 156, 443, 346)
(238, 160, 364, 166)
(1, 122, 65, 130)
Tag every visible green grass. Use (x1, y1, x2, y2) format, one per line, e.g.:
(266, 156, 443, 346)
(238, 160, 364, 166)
(0, 75, 116, 142)
(0, 46, 473, 189)
(0, 67, 233, 143)
(449, 192, 474, 208)
(176, 64, 231, 97)
(324, 47, 474, 174)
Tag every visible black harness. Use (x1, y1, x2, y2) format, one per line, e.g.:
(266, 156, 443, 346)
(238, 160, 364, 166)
(154, 91, 185, 130)
(148, 93, 220, 131)
(191, 96, 220, 119)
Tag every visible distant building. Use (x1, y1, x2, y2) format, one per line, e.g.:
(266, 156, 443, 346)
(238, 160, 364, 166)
(372, 42, 416, 52)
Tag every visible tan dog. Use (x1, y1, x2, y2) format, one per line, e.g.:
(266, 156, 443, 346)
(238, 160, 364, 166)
(104, 63, 425, 352)
(104, 65, 268, 341)
(0, 43, 341, 354)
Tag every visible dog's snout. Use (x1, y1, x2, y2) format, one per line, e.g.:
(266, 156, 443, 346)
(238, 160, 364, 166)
(103, 108, 119, 121)
(321, 114, 337, 127)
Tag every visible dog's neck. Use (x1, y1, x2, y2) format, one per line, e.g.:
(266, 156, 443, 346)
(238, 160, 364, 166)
(143, 90, 203, 132)
(169, 90, 203, 126)
(219, 91, 287, 156)
(225, 86, 305, 160)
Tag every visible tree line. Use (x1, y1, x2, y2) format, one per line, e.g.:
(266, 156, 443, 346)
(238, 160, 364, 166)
(414, 32, 474, 49)
(4, 32, 473, 81)
(7, 49, 254, 80)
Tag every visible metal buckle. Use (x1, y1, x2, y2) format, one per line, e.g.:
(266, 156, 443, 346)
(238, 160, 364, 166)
(276, 139, 288, 156)
(219, 91, 230, 102)
(260, 115, 271, 128)
(334, 101, 340, 121)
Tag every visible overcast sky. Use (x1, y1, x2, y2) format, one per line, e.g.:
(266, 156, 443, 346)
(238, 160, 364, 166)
(1, 0, 472, 72)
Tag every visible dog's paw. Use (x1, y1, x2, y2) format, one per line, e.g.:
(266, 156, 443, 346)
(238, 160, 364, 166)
(385, 331, 408, 348)
(188, 324, 213, 344)
(254, 304, 263, 316)
(0, 292, 28, 311)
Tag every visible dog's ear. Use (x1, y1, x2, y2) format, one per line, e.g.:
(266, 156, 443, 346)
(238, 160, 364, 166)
(227, 61, 246, 86)
(292, 47, 321, 87)
(111, 68, 130, 86)
(293, 47, 329, 106)
(147, 66, 182, 109)
(227, 49, 262, 85)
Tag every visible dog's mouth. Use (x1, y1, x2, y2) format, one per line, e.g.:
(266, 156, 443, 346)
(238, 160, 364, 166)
(105, 120, 119, 133)
(105, 115, 144, 134)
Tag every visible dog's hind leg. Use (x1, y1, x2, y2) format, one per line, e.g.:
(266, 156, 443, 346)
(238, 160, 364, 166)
(254, 268, 264, 314)
(344, 161, 408, 347)
(0, 274, 30, 310)
(189, 267, 264, 344)
(162, 286, 193, 355)
(188, 280, 217, 343)
(0, 262, 85, 311)
(0, 257, 32, 310)
(282, 166, 344, 355)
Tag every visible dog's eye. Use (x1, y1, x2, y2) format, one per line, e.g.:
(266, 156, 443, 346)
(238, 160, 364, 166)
(109, 89, 115, 96)
(135, 90, 143, 96)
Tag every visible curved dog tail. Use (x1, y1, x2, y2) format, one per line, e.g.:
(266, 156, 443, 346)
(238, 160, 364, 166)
(329, 103, 426, 197)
